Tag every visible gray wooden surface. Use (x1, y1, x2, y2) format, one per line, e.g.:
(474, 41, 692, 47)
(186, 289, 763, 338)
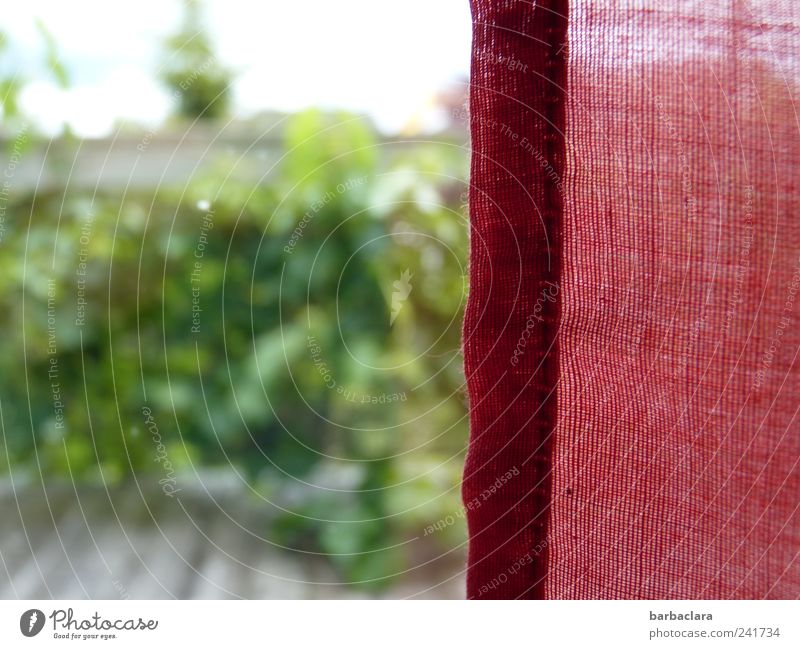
(0, 478, 465, 599)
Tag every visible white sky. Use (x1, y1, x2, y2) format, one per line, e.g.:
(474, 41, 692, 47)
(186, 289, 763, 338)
(4, 0, 472, 137)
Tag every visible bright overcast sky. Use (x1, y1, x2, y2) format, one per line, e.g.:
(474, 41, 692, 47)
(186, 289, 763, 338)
(4, 0, 472, 137)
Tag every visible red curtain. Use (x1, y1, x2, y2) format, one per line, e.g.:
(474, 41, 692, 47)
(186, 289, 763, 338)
(463, 0, 800, 599)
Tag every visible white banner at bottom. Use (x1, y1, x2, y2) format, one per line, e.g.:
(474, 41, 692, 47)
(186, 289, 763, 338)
(0, 600, 797, 648)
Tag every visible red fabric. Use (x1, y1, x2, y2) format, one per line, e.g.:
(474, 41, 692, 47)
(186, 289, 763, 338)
(463, 0, 800, 599)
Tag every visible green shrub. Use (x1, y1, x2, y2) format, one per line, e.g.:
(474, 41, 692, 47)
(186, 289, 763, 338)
(0, 111, 469, 583)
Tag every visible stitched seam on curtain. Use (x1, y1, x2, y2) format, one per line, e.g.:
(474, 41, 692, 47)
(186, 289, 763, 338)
(463, 0, 569, 599)
(531, 0, 569, 598)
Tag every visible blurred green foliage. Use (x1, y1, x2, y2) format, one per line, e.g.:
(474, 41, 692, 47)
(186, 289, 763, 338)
(0, 110, 470, 584)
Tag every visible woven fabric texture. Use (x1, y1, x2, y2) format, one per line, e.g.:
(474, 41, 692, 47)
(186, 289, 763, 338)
(463, 0, 800, 599)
